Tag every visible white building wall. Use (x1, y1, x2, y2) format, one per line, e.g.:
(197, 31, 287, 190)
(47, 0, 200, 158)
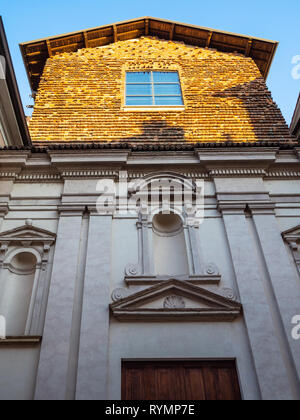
(0, 148, 300, 400)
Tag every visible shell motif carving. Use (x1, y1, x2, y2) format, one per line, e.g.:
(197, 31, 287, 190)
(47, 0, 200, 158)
(111, 288, 128, 302)
(163, 295, 186, 309)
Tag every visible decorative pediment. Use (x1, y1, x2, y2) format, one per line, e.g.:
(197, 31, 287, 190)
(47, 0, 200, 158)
(110, 279, 242, 322)
(282, 225, 300, 242)
(282, 225, 300, 274)
(0, 220, 56, 248)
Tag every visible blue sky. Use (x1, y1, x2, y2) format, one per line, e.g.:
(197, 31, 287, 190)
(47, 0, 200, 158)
(1, 0, 299, 124)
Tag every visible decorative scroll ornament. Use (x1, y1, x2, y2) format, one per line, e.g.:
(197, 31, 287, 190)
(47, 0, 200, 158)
(205, 263, 219, 276)
(111, 288, 129, 302)
(221, 288, 238, 302)
(125, 263, 141, 277)
(163, 295, 186, 309)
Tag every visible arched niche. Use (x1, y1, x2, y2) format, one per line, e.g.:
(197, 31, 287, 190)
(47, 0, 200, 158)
(0, 250, 39, 336)
(152, 212, 189, 276)
(0, 221, 56, 336)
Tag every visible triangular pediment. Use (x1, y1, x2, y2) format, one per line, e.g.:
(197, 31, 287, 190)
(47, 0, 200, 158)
(282, 225, 300, 241)
(0, 223, 56, 245)
(110, 280, 242, 322)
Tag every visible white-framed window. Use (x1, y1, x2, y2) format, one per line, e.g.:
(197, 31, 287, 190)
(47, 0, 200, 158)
(125, 71, 184, 106)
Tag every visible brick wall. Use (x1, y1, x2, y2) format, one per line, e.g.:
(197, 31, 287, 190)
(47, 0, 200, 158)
(29, 36, 291, 143)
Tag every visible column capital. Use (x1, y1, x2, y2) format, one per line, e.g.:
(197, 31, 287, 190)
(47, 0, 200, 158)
(57, 205, 86, 217)
(247, 203, 276, 215)
(218, 202, 246, 215)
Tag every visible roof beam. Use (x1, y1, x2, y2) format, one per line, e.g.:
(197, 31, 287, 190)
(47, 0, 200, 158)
(206, 31, 213, 48)
(145, 19, 149, 35)
(245, 39, 252, 56)
(113, 25, 118, 42)
(170, 23, 175, 40)
(46, 40, 52, 57)
(83, 31, 89, 48)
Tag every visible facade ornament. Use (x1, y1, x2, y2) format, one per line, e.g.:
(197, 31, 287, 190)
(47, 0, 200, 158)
(111, 288, 129, 302)
(220, 288, 238, 302)
(282, 225, 300, 274)
(164, 295, 186, 309)
(205, 263, 220, 276)
(125, 263, 141, 277)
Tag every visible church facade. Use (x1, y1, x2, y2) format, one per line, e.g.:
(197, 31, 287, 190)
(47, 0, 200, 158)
(0, 17, 300, 400)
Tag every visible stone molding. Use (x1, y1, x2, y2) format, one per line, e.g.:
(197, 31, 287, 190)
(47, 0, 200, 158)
(218, 203, 246, 215)
(248, 203, 276, 215)
(110, 279, 242, 322)
(2, 168, 300, 181)
(282, 225, 300, 274)
(0, 336, 42, 346)
(125, 274, 221, 286)
(57, 205, 87, 217)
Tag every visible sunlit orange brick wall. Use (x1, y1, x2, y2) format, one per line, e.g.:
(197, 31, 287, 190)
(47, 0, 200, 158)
(29, 36, 290, 143)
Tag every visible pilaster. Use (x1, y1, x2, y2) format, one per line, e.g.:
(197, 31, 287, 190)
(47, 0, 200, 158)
(219, 202, 295, 400)
(35, 205, 86, 400)
(75, 206, 113, 400)
(249, 203, 300, 393)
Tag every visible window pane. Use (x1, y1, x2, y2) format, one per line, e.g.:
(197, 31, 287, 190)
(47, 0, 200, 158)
(126, 72, 151, 83)
(126, 96, 153, 106)
(154, 96, 183, 105)
(126, 84, 152, 95)
(154, 84, 181, 96)
(153, 72, 179, 83)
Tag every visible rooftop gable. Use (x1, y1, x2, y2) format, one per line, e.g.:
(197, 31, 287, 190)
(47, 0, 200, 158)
(20, 17, 278, 92)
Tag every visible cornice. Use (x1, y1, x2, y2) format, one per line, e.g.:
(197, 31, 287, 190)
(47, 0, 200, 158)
(0, 141, 299, 153)
(61, 170, 119, 179)
(1, 168, 300, 181)
(0, 336, 41, 346)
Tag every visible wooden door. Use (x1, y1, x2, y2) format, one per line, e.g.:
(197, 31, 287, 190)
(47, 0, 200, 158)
(122, 360, 242, 400)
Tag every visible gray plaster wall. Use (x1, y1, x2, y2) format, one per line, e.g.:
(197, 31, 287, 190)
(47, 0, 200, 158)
(0, 148, 300, 400)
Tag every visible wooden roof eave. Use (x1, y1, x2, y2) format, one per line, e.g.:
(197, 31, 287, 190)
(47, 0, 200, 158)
(20, 17, 279, 92)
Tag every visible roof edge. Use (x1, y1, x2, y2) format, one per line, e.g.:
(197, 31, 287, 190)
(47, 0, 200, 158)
(0, 16, 31, 146)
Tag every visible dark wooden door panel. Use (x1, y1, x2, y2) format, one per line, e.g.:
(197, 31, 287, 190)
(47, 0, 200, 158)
(122, 360, 242, 401)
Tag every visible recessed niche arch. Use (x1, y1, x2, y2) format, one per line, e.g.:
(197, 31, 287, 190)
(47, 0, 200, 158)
(152, 212, 189, 276)
(0, 221, 56, 336)
(0, 250, 38, 336)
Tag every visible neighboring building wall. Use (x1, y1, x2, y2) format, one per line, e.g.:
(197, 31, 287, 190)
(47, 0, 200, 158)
(29, 37, 290, 143)
(291, 94, 300, 141)
(0, 146, 300, 400)
(0, 17, 31, 147)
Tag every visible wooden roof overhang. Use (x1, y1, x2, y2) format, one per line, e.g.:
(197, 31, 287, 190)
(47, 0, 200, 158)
(20, 17, 279, 92)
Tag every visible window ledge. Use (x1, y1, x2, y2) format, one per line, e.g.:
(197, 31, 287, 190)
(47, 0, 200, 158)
(123, 106, 185, 112)
(0, 336, 42, 346)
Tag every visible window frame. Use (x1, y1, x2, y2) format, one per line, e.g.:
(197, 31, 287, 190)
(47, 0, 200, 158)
(124, 70, 185, 109)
